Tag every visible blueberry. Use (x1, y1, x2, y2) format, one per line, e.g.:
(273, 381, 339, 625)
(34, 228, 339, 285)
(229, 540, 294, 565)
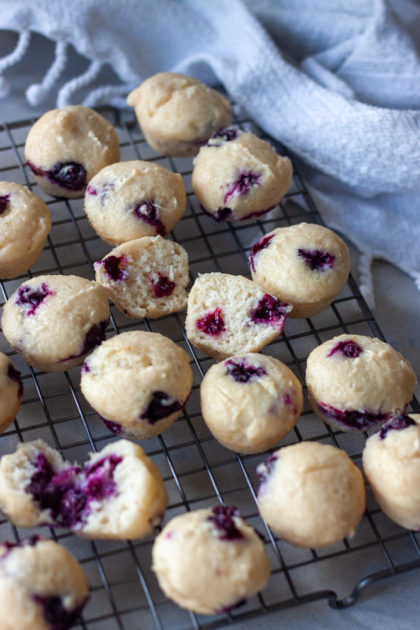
(208, 505, 244, 541)
(99, 415, 123, 435)
(317, 401, 390, 430)
(96, 255, 128, 282)
(196, 307, 226, 336)
(29, 450, 122, 528)
(83, 455, 122, 500)
(60, 319, 108, 363)
(225, 358, 267, 383)
(33, 594, 87, 630)
(250, 294, 289, 327)
(379, 415, 416, 439)
(327, 340, 362, 358)
(49, 162, 87, 191)
(207, 128, 239, 147)
(224, 171, 261, 204)
(151, 273, 176, 298)
(133, 200, 166, 236)
(27, 160, 87, 192)
(0, 194, 10, 215)
(140, 391, 182, 424)
(7, 363, 23, 398)
(249, 234, 275, 272)
(217, 598, 248, 613)
(16, 282, 53, 316)
(256, 453, 278, 484)
(1, 535, 41, 555)
(297, 248, 335, 271)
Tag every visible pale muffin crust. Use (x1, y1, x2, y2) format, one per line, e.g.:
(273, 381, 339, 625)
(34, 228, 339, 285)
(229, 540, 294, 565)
(127, 72, 232, 156)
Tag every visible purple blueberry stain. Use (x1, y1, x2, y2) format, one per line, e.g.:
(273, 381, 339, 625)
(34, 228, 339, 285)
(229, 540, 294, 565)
(16, 282, 54, 316)
(86, 184, 98, 196)
(100, 415, 123, 435)
(87, 181, 115, 204)
(95, 255, 128, 282)
(317, 401, 390, 430)
(249, 234, 275, 272)
(82, 361, 90, 374)
(327, 340, 362, 359)
(0, 194, 10, 215)
(0, 535, 41, 557)
(200, 204, 233, 222)
(133, 200, 166, 236)
(208, 505, 244, 541)
(60, 319, 108, 363)
(224, 171, 261, 204)
(151, 273, 176, 298)
(28, 450, 122, 528)
(239, 205, 276, 221)
(379, 415, 416, 440)
(297, 248, 335, 271)
(256, 453, 278, 485)
(33, 594, 88, 630)
(207, 128, 239, 147)
(225, 358, 267, 384)
(217, 598, 248, 614)
(196, 307, 226, 336)
(140, 391, 182, 424)
(284, 393, 292, 405)
(26, 160, 87, 192)
(83, 454, 122, 500)
(250, 294, 290, 328)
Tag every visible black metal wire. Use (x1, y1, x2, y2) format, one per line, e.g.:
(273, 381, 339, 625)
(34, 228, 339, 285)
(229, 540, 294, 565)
(0, 106, 419, 630)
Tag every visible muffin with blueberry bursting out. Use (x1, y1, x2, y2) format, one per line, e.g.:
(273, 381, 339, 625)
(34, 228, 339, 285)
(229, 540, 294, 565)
(200, 352, 303, 453)
(1, 275, 110, 372)
(249, 223, 351, 318)
(306, 334, 416, 431)
(0, 536, 89, 630)
(24, 105, 120, 198)
(152, 506, 270, 614)
(81, 331, 193, 439)
(192, 128, 292, 222)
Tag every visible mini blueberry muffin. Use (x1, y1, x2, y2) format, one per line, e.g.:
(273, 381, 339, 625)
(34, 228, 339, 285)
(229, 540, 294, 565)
(0, 439, 167, 539)
(0, 536, 89, 630)
(0, 182, 51, 279)
(81, 331, 193, 439)
(0, 352, 23, 434)
(185, 273, 292, 360)
(127, 72, 232, 157)
(363, 414, 420, 530)
(94, 235, 189, 319)
(249, 223, 351, 318)
(192, 129, 292, 221)
(257, 442, 366, 548)
(1, 275, 110, 372)
(306, 334, 416, 431)
(25, 105, 120, 198)
(200, 353, 303, 453)
(84, 160, 186, 245)
(152, 506, 270, 614)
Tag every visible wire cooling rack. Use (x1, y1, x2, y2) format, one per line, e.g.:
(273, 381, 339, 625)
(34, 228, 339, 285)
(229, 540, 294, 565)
(0, 103, 419, 630)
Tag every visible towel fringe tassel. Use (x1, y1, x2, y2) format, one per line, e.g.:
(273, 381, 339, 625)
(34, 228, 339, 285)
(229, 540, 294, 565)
(83, 83, 134, 108)
(26, 40, 68, 106)
(0, 31, 31, 97)
(57, 59, 103, 108)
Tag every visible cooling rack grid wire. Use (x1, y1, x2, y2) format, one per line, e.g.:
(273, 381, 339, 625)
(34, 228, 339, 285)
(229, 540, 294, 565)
(0, 104, 419, 630)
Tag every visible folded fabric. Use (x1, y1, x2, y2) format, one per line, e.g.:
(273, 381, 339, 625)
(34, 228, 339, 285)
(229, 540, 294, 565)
(0, 0, 419, 305)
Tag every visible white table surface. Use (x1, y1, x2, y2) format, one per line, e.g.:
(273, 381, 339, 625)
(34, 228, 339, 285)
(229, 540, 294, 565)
(0, 28, 419, 630)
